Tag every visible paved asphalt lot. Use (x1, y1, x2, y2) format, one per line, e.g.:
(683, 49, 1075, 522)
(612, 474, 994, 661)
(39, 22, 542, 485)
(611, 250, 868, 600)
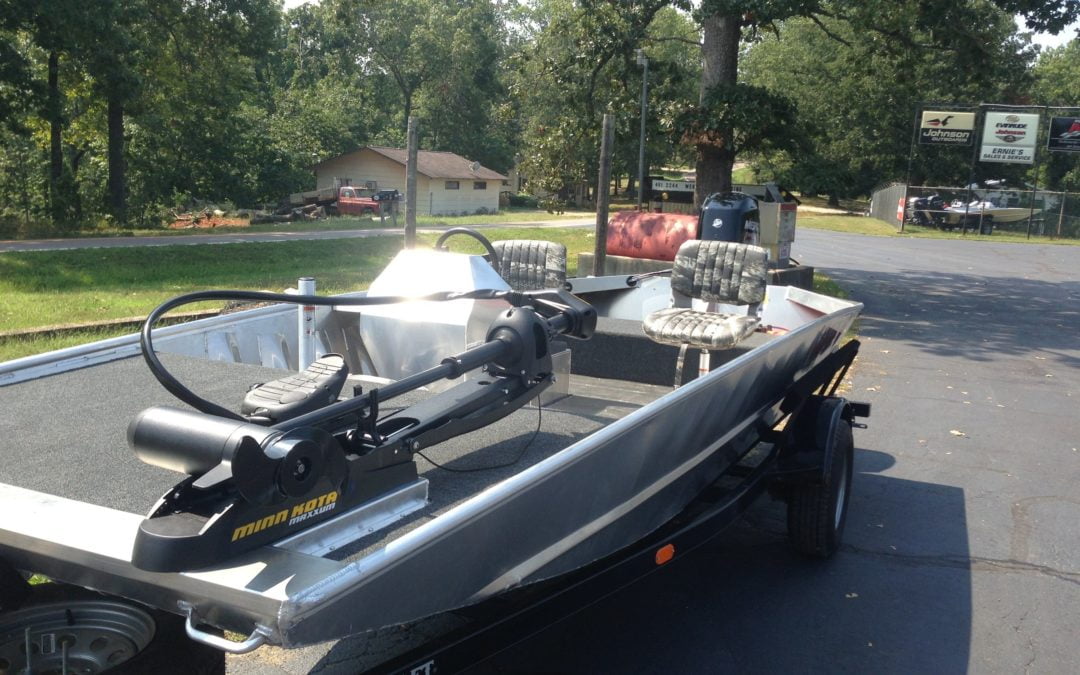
(224, 230, 1078, 673)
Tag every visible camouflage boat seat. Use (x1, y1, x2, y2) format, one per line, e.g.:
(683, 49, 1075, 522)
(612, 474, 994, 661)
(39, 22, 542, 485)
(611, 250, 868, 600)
(643, 241, 769, 352)
(491, 240, 567, 291)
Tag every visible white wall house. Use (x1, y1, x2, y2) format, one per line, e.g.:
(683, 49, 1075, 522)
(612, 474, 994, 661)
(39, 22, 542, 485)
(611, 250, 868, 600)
(312, 147, 508, 216)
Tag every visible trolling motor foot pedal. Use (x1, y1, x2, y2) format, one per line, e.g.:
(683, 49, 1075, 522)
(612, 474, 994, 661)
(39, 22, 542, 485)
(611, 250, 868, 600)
(242, 354, 349, 423)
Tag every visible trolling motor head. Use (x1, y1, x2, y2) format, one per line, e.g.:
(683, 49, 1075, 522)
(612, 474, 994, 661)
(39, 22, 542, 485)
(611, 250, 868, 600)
(129, 406, 348, 506)
(128, 407, 353, 571)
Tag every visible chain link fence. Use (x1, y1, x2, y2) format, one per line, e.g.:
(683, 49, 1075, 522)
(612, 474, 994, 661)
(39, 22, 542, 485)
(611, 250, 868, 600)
(873, 183, 1080, 238)
(869, 183, 908, 227)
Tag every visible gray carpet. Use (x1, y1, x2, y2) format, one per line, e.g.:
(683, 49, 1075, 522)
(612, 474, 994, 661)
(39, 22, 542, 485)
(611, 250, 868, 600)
(0, 354, 292, 513)
(0, 355, 646, 535)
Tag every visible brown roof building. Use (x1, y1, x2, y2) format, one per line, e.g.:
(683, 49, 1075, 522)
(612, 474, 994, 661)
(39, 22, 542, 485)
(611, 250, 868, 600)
(312, 147, 507, 216)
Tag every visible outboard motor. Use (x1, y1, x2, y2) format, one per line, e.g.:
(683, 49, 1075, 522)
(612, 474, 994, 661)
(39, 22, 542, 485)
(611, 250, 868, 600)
(699, 193, 760, 245)
(906, 193, 946, 228)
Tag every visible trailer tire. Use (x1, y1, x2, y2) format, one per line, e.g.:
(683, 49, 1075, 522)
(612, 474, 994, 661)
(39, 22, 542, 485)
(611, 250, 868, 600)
(0, 583, 224, 674)
(786, 399, 854, 558)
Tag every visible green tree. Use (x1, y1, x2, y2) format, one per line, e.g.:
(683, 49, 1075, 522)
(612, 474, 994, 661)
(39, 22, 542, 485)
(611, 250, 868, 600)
(742, 10, 1035, 201)
(123, 1, 285, 213)
(513, 0, 691, 203)
(690, 0, 1080, 205)
(1032, 39, 1080, 189)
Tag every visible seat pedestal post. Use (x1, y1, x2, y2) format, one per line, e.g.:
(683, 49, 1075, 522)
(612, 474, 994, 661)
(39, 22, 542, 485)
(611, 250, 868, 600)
(673, 344, 688, 389)
(698, 349, 711, 379)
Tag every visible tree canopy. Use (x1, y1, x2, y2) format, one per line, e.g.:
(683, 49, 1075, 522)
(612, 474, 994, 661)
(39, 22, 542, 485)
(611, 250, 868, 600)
(0, 0, 1077, 231)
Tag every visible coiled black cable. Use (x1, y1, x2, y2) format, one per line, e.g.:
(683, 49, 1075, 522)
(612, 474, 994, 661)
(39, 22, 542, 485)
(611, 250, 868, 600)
(139, 288, 518, 419)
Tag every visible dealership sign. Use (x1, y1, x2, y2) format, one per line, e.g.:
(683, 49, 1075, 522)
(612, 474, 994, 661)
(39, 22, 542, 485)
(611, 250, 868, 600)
(979, 112, 1039, 164)
(919, 110, 975, 145)
(1047, 116, 1080, 153)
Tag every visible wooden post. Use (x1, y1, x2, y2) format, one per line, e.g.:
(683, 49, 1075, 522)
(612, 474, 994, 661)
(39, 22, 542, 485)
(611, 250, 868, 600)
(405, 116, 418, 248)
(593, 113, 614, 277)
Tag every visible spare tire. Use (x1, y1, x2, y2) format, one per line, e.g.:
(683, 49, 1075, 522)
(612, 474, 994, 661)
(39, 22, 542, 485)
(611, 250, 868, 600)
(0, 583, 224, 674)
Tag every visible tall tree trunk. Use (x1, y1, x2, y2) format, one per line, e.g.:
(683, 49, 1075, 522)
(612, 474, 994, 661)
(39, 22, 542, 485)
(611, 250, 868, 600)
(47, 51, 63, 221)
(402, 90, 413, 137)
(694, 14, 740, 207)
(69, 147, 86, 220)
(107, 96, 126, 224)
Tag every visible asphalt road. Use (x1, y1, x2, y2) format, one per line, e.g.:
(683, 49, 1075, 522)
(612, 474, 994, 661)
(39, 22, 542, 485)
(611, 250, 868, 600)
(0, 219, 593, 253)
(228, 230, 1080, 673)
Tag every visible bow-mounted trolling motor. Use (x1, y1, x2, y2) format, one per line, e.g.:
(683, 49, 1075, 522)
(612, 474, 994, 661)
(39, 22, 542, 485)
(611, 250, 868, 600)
(128, 286, 595, 572)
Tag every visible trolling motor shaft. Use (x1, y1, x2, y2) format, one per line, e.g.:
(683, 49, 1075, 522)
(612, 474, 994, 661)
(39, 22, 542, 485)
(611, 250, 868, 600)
(128, 302, 561, 496)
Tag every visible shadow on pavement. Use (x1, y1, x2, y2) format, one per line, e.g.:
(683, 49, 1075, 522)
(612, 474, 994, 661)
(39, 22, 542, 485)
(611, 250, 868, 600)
(306, 447, 971, 674)
(824, 268, 1080, 368)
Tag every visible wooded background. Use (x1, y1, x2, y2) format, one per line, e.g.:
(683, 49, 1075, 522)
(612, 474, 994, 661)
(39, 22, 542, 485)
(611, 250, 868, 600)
(0, 0, 1077, 232)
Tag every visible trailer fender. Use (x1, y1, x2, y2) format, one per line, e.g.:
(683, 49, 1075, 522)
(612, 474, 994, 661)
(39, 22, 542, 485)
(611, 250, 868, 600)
(773, 395, 866, 488)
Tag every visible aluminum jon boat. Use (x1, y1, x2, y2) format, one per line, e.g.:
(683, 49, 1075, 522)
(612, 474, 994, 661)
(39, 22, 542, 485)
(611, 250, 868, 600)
(0, 232, 865, 670)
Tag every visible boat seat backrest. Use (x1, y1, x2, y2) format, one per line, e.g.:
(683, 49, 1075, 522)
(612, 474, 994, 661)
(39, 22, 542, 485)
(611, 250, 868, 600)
(670, 240, 768, 306)
(491, 239, 567, 291)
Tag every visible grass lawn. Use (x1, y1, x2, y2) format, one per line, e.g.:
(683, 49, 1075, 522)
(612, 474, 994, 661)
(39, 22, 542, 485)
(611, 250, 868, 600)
(732, 166, 756, 183)
(0, 227, 598, 361)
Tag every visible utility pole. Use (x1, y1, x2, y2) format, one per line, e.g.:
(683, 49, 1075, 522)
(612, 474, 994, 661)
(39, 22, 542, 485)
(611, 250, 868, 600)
(405, 116, 418, 248)
(636, 49, 649, 212)
(594, 114, 614, 276)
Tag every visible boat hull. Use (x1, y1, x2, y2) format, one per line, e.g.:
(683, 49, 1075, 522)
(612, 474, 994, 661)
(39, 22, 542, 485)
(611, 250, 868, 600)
(943, 204, 1040, 224)
(277, 300, 859, 645)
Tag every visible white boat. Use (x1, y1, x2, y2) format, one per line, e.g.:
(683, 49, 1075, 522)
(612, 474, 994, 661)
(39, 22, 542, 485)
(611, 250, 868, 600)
(943, 200, 1040, 228)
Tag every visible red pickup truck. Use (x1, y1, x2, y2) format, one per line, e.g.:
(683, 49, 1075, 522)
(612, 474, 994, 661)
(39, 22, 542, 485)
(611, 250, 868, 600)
(334, 187, 379, 216)
(288, 186, 379, 216)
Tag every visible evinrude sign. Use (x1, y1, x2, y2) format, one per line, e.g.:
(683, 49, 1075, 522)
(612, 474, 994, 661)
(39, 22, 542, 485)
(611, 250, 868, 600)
(919, 110, 975, 145)
(980, 112, 1039, 164)
(1047, 116, 1080, 153)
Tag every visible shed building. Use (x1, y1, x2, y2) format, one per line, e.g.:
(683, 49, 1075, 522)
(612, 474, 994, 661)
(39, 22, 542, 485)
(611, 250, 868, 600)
(312, 147, 507, 216)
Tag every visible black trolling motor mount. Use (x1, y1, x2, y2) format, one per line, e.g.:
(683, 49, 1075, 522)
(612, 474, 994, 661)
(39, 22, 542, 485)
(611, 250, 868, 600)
(128, 287, 595, 572)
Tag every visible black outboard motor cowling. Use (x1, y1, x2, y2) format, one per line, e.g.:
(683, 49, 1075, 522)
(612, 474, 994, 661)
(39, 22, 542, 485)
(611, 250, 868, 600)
(699, 193, 760, 243)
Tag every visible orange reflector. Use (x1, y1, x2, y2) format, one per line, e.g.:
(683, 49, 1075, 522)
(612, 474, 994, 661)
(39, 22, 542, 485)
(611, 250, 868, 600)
(655, 543, 675, 565)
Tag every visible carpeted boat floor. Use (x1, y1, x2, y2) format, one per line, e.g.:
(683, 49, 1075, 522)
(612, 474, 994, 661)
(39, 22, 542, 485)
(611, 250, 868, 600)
(0, 354, 662, 546)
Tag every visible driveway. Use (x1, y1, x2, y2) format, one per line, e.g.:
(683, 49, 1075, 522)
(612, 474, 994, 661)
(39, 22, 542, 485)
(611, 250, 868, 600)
(464, 231, 1080, 672)
(224, 230, 1079, 673)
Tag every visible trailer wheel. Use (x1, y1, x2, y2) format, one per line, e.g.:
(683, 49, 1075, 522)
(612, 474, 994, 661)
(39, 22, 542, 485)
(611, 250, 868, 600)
(0, 583, 224, 674)
(786, 399, 854, 558)
(978, 216, 994, 235)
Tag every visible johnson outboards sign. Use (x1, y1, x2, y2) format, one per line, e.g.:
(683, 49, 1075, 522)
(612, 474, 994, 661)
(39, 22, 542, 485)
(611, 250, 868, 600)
(980, 112, 1039, 164)
(919, 110, 975, 145)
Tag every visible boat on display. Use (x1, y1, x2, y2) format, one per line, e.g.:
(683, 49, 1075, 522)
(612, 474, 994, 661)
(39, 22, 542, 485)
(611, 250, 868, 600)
(943, 200, 1040, 226)
(0, 230, 866, 667)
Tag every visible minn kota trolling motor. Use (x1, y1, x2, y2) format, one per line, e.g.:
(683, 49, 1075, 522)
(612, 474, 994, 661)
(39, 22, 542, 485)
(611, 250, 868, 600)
(128, 286, 595, 572)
